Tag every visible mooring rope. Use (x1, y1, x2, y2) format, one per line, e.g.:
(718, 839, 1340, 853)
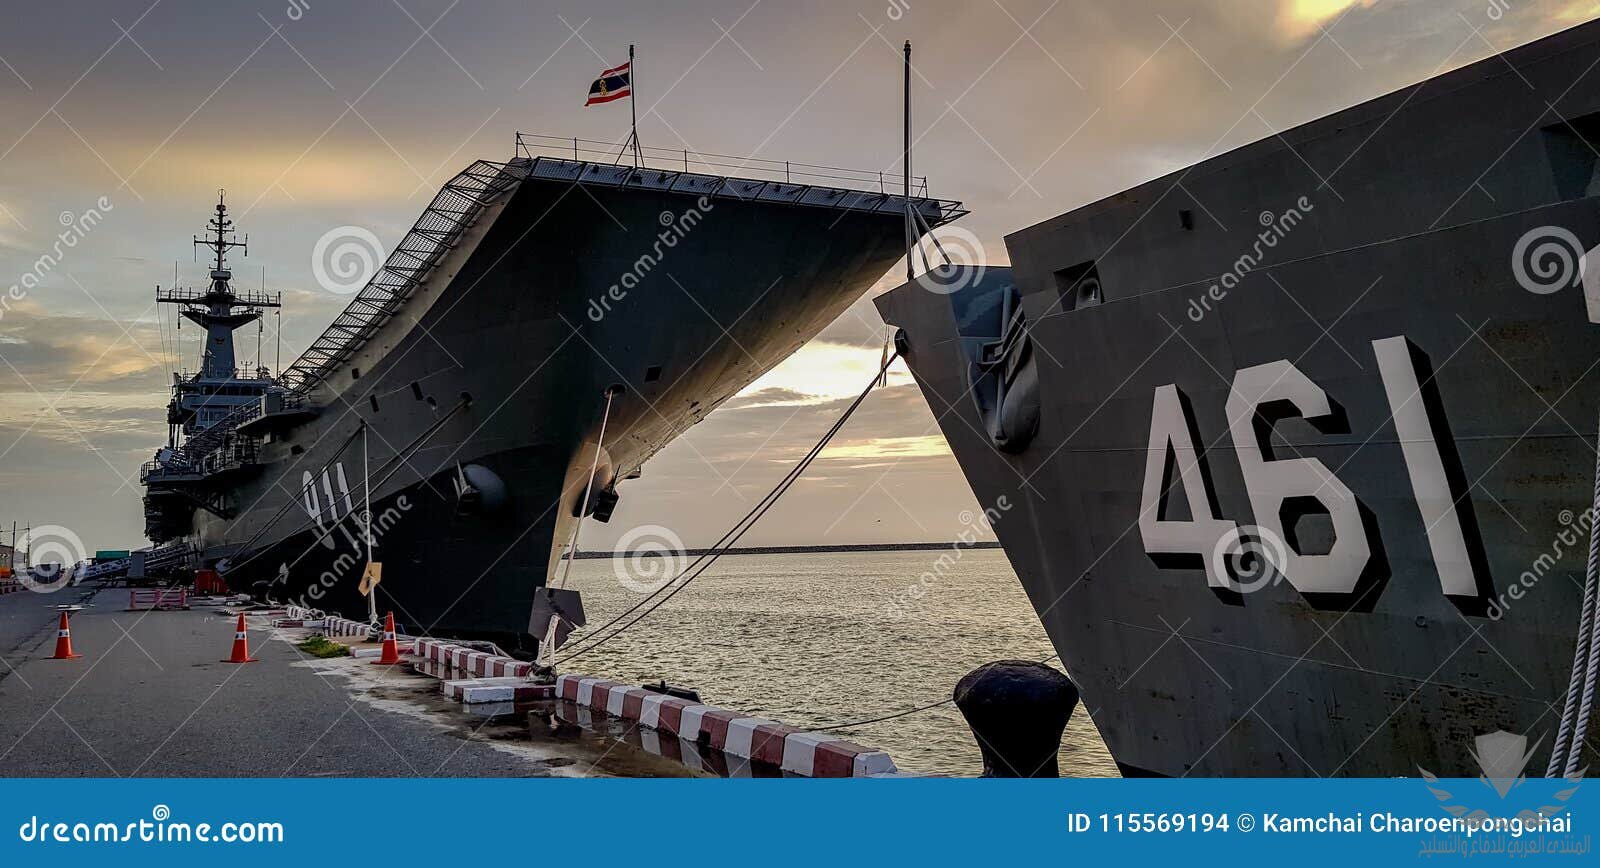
(814, 654, 1060, 732)
(1549, 411, 1600, 777)
(221, 397, 469, 582)
(555, 351, 899, 664)
(555, 387, 620, 591)
(221, 422, 368, 575)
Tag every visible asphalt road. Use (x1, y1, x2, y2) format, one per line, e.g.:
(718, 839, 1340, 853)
(0, 585, 597, 776)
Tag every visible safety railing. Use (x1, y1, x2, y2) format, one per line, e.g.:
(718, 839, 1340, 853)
(156, 286, 281, 309)
(128, 588, 188, 611)
(280, 159, 529, 394)
(515, 132, 932, 197)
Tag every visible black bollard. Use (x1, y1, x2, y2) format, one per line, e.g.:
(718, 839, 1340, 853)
(954, 659, 1079, 777)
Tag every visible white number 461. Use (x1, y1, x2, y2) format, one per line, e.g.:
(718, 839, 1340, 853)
(1138, 336, 1484, 599)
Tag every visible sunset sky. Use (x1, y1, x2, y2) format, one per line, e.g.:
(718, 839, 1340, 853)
(0, 0, 1594, 553)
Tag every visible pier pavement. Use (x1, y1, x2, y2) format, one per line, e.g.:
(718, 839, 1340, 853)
(0, 584, 672, 777)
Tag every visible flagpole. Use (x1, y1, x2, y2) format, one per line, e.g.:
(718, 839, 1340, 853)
(629, 44, 641, 168)
(903, 39, 913, 283)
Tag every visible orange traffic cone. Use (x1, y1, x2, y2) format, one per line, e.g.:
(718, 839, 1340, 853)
(373, 612, 403, 665)
(51, 612, 81, 660)
(222, 613, 257, 663)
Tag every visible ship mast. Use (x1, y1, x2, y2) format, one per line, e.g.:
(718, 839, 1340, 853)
(157, 190, 280, 381)
(154, 191, 283, 445)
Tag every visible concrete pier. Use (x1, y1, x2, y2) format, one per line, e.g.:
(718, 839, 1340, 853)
(0, 585, 684, 777)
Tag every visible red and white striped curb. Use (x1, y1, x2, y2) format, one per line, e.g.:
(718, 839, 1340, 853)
(281, 607, 378, 639)
(441, 677, 556, 704)
(322, 616, 376, 638)
(413, 637, 532, 678)
(554, 674, 896, 777)
(271, 618, 324, 628)
(350, 641, 415, 659)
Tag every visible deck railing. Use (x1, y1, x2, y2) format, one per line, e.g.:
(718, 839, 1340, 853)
(515, 132, 932, 197)
(281, 159, 529, 394)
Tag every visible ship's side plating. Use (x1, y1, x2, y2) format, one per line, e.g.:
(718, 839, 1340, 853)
(190, 157, 951, 651)
(879, 21, 1600, 775)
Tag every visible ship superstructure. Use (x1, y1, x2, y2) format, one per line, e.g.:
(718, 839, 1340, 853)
(143, 194, 282, 542)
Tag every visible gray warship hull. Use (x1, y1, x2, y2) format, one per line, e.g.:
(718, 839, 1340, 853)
(146, 152, 960, 651)
(878, 20, 1600, 776)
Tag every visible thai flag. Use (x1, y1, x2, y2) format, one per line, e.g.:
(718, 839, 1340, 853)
(585, 61, 632, 105)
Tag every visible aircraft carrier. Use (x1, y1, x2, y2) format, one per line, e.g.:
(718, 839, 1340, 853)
(141, 134, 963, 653)
(878, 19, 1600, 776)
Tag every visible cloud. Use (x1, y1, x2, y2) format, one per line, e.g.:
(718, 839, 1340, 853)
(722, 387, 819, 410)
(0, 306, 167, 392)
(820, 434, 952, 461)
(1274, 0, 1382, 42)
(1555, 1, 1600, 22)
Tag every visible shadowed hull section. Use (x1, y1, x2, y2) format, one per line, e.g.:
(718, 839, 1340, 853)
(878, 20, 1600, 776)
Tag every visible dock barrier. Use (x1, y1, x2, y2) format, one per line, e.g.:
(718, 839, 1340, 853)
(413, 637, 532, 678)
(322, 616, 378, 638)
(406, 638, 900, 776)
(281, 605, 408, 649)
(128, 588, 189, 611)
(263, 620, 900, 777)
(554, 674, 897, 777)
